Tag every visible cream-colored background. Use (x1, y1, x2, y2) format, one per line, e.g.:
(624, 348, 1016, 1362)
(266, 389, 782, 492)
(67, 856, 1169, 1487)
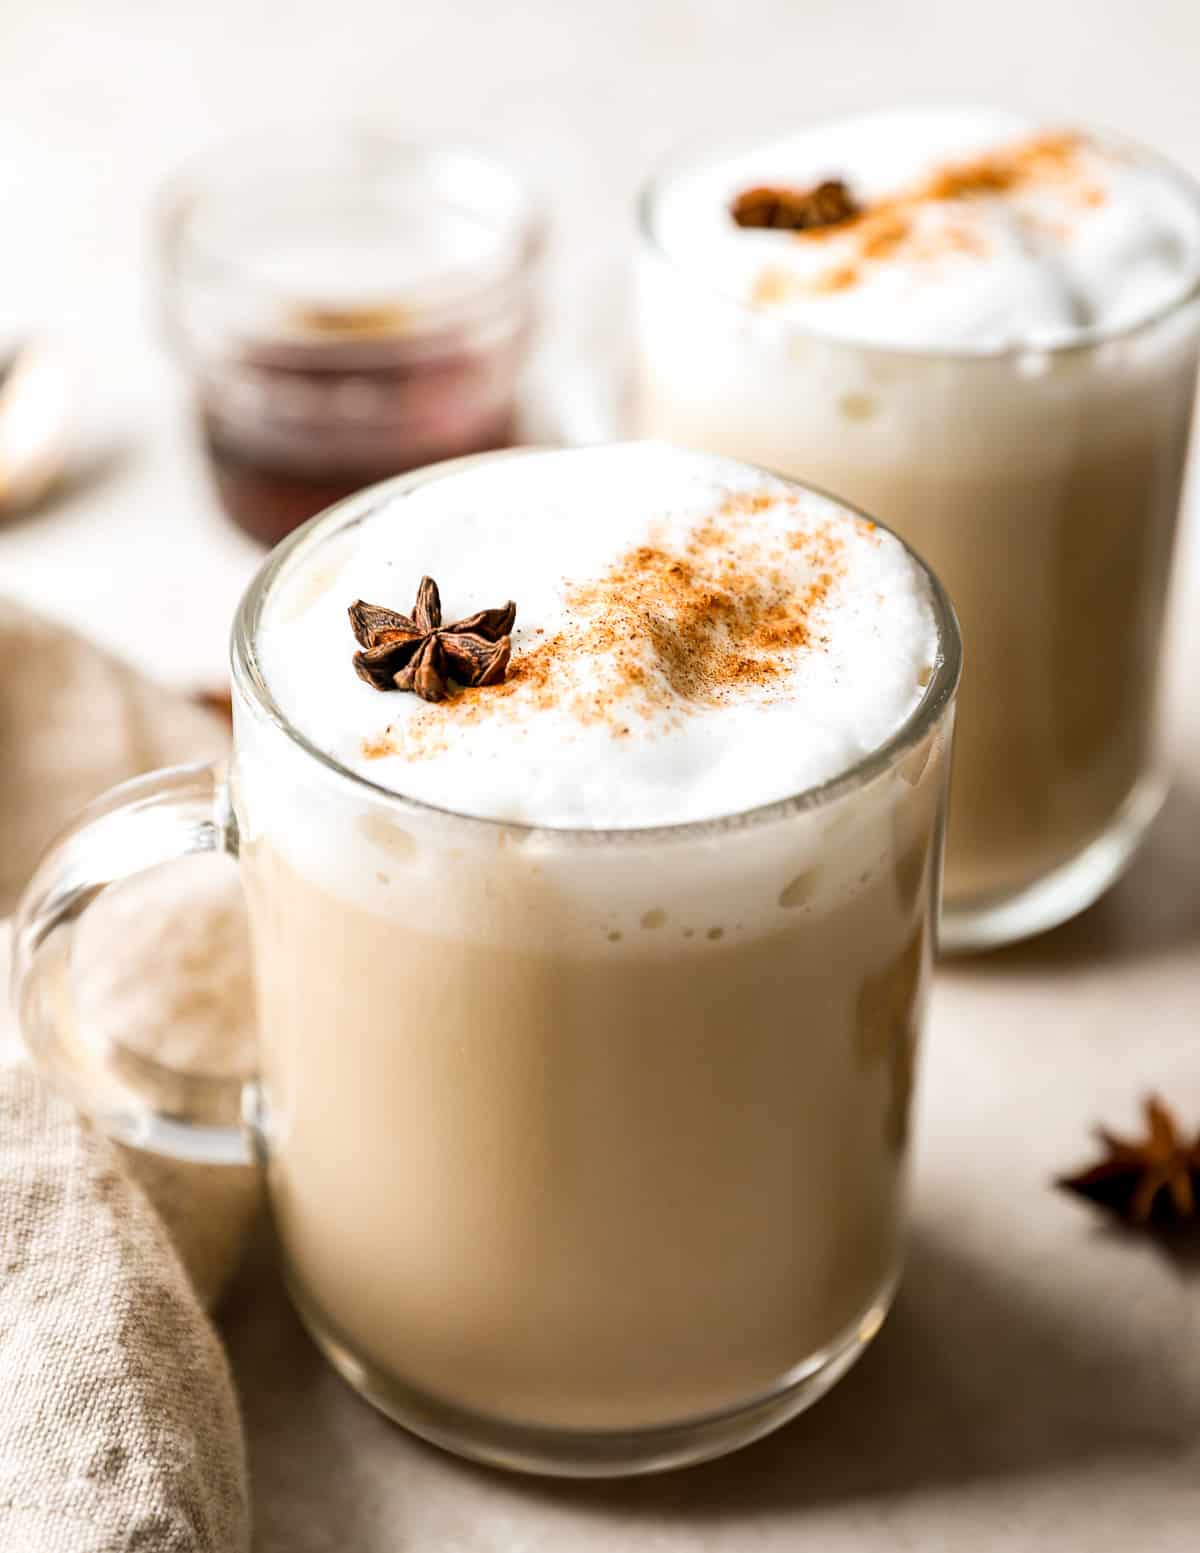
(3, 2, 1200, 1549)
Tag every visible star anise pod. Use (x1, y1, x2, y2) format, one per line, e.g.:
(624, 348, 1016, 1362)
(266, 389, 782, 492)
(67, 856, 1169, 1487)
(1057, 1096, 1200, 1227)
(349, 576, 515, 704)
(730, 179, 861, 232)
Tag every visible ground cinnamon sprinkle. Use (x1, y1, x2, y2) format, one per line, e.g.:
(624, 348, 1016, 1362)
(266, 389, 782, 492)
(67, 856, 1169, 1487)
(363, 492, 848, 761)
(809, 262, 860, 294)
(746, 130, 1106, 300)
(751, 266, 803, 305)
(858, 210, 910, 261)
(920, 131, 1084, 202)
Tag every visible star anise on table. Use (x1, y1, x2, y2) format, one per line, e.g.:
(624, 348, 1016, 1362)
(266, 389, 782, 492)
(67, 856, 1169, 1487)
(730, 178, 861, 232)
(349, 576, 515, 703)
(1057, 1095, 1200, 1228)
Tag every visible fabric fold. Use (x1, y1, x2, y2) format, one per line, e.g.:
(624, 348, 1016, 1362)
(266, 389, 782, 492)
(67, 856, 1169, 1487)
(0, 1067, 250, 1553)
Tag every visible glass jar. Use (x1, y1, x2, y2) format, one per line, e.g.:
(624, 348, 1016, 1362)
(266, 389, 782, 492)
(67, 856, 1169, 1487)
(158, 128, 543, 545)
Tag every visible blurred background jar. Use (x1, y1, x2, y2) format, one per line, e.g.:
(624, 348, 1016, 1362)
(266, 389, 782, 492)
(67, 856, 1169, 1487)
(158, 128, 543, 546)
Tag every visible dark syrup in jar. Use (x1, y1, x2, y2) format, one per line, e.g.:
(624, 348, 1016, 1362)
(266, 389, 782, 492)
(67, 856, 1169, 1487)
(200, 311, 525, 546)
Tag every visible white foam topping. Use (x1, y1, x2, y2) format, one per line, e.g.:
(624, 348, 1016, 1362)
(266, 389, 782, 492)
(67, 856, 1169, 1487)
(257, 444, 938, 829)
(649, 109, 1200, 351)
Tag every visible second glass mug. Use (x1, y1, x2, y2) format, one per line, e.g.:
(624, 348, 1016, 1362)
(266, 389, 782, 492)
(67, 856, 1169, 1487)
(11, 449, 960, 1476)
(636, 126, 1200, 952)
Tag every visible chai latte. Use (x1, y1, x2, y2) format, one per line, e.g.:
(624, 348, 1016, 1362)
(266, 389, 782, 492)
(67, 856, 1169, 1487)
(637, 110, 1200, 946)
(236, 443, 954, 1447)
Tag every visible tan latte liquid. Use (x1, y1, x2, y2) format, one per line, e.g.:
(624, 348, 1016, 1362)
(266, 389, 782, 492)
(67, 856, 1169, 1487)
(238, 732, 945, 1431)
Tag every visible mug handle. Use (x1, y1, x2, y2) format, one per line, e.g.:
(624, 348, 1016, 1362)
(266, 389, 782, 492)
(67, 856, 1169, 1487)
(9, 761, 255, 1165)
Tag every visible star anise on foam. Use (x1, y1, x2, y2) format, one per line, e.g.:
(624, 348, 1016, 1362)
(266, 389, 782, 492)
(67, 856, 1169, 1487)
(730, 179, 861, 232)
(349, 576, 515, 703)
(1057, 1096, 1200, 1228)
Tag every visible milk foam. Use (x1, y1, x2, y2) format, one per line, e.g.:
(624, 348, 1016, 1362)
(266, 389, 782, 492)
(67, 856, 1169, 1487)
(649, 109, 1200, 350)
(257, 443, 938, 829)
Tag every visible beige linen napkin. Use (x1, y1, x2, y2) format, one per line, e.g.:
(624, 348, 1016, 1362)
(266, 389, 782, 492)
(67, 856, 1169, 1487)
(0, 599, 257, 1551)
(0, 599, 230, 914)
(0, 1068, 249, 1552)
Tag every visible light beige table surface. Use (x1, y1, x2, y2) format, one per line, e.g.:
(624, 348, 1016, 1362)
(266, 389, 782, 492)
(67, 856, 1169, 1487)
(3, 1, 1200, 1547)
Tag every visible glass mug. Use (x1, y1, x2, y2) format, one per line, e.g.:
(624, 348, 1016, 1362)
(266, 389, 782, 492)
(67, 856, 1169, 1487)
(12, 450, 960, 1476)
(635, 126, 1200, 952)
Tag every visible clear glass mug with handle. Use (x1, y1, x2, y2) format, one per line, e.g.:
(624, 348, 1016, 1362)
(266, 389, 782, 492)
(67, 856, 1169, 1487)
(11, 448, 960, 1477)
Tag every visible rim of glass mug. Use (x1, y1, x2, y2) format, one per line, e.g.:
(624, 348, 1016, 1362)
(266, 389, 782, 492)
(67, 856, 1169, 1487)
(637, 116, 1200, 363)
(230, 446, 963, 843)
